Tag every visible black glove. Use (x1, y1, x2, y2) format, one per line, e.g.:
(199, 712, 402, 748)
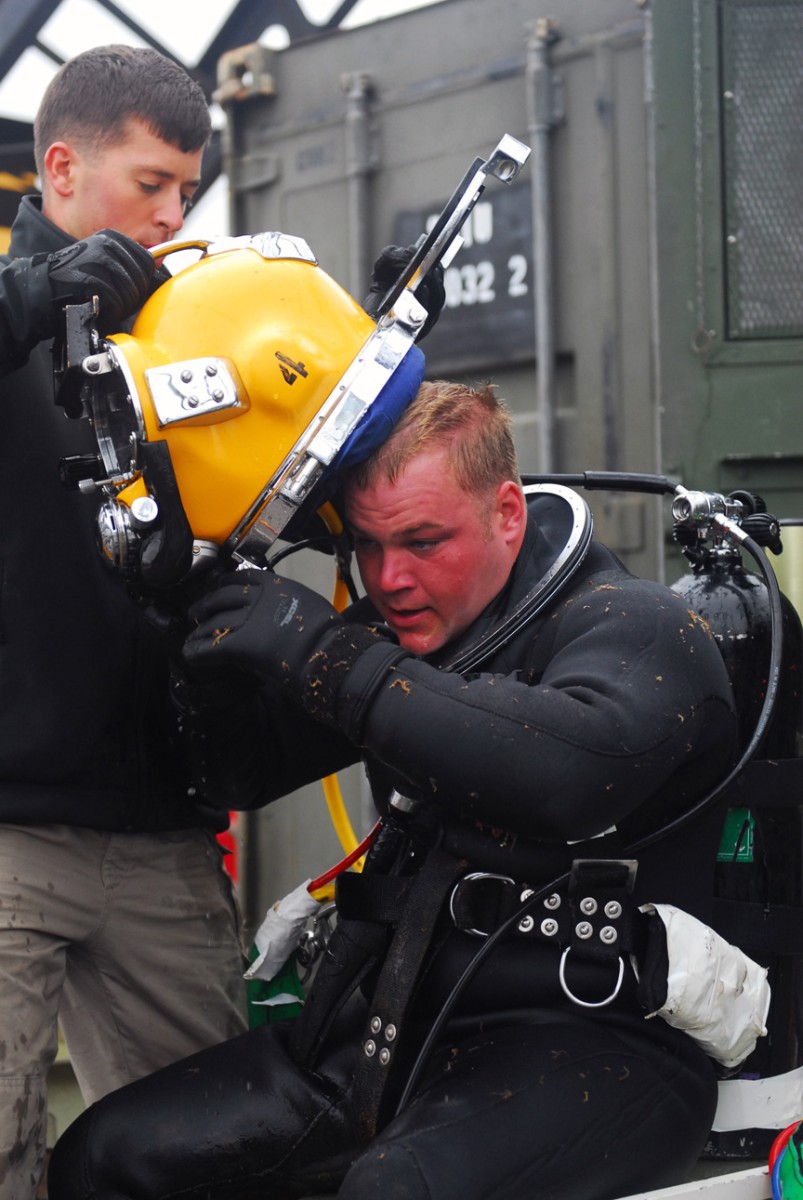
(362, 244, 445, 341)
(47, 229, 156, 329)
(185, 569, 408, 736)
(183, 569, 345, 690)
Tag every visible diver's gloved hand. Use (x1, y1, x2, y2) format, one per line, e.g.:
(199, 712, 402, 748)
(362, 244, 446, 341)
(183, 568, 407, 731)
(184, 569, 346, 690)
(47, 229, 156, 329)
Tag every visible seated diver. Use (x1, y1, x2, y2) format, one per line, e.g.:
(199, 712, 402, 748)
(49, 378, 740, 1200)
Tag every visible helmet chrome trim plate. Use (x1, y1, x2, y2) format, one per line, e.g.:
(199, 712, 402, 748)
(145, 357, 245, 428)
(147, 231, 318, 265)
(83, 347, 145, 483)
(369, 133, 531, 323)
(229, 287, 427, 562)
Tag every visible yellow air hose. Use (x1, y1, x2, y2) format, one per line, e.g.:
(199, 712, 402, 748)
(312, 501, 367, 898)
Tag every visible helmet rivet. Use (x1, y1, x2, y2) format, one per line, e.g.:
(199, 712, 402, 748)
(576, 921, 593, 940)
(600, 926, 618, 944)
(580, 897, 598, 916)
(370, 1016, 382, 1034)
(385, 1024, 397, 1042)
(130, 496, 159, 525)
(604, 901, 622, 919)
(518, 915, 535, 933)
(541, 918, 559, 937)
(544, 894, 561, 910)
(364, 1039, 376, 1057)
(180, 369, 193, 383)
(379, 1048, 391, 1065)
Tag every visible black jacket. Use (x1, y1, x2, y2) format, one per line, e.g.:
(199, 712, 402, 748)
(0, 196, 216, 830)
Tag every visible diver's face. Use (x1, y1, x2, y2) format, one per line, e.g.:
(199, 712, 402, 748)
(345, 447, 526, 655)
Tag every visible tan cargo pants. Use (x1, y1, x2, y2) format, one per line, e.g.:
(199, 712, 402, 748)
(0, 824, 248, 1200)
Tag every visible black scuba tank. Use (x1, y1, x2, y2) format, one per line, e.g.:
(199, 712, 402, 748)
(673, 542, 803, 1162)
(672, 545, 802, 757)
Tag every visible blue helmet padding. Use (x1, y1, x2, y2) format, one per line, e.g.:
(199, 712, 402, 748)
(333, 344, 426, 473)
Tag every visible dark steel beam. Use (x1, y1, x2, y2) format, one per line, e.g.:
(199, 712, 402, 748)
(92, 0, 184, 62)
(0, 0, 63, 81)
(0, 0, 365, 106)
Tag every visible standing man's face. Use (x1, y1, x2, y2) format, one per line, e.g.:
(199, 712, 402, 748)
(345, 446, 526, 656)
(42, 117, 203, 249)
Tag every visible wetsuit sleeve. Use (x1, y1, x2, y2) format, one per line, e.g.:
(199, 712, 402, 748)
(302, 576, 737, 841)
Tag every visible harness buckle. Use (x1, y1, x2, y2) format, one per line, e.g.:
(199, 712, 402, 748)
(559, 946, 626, 1008)
(449, 871, 517, 938)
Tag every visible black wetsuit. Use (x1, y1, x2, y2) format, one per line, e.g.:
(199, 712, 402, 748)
(49, 491, 738, 1200)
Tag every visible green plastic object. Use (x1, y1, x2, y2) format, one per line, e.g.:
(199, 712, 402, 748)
(781, 1124, 803, 1197)
(247, 952, 305, 1028)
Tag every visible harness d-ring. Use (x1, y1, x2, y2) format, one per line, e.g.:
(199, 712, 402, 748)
(558, 946, 625, 1009)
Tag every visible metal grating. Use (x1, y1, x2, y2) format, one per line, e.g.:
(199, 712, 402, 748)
(721, 0, 803, 340)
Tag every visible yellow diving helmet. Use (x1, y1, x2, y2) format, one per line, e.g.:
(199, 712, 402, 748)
(63, 232, 427, 586)
(56, 134, 531, 590)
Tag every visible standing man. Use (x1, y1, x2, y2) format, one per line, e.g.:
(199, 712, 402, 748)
(50, 380, 740, 1200)
(0, 46, 249, 1199)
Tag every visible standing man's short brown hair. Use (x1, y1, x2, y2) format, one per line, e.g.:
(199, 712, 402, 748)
(34, 44, 211, 177)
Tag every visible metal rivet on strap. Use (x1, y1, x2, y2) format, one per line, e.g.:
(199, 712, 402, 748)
(541, 917, 559, 937)
(379, 1048, 391, 1065)
(580, 897, 598, 916)
(600, 926, 618, 944)
(518, 915, 535, 933)
(370, 1016, 382, 1034)
(364, 1039, 376, 1057)
(544, 893, 561, 910)
(575, 921, 593, 940)
(604, 901, 623, 919)
(385, 1024, 397, 1042)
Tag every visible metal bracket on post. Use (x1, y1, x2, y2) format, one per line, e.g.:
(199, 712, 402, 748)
(213, 42, 277, 104)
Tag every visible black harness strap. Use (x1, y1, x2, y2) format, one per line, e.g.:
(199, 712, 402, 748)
(335, 872, 413, 925)
(288, 915, 388, 1071)
(348, 844, 467, 1141)
(289, 821, 412, 1071)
